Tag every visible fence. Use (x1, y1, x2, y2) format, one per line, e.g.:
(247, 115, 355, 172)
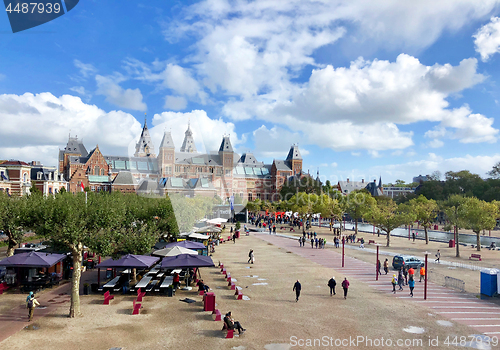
(428, 270, 465, 292)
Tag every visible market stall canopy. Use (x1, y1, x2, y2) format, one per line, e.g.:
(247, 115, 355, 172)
(162, 240, 206, 250)
(188, 233, 210, 240)
(160, 254, 215, 269)
(0, 251, 67, 268)
(207, 218, 227, 224)
(152, 246, 198, 257)
(95, 254, 159, 269)
(195, 226, 221, 233)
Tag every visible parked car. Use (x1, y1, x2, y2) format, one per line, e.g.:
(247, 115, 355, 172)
(392, 255, 424, 270)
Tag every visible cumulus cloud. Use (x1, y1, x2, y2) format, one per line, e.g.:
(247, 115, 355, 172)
(0, 92, 142, 166)
(474, 17, 500, 61)
(164, 96, 187, 110)
(370, 153, 500, 182)
(96, 74, 147, 111)
(149, 110, 244, 156)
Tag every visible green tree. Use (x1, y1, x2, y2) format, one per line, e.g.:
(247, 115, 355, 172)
(488, 162, 500, 179)
(366, 198, 408, 247)
(442, 194, 466, 257)
(245, 199, 261, 214)
(345, 191, 376, 235)
(406, 195, 438, 244)
(459, 197, 498, 252)
(0, 193, 29, 257)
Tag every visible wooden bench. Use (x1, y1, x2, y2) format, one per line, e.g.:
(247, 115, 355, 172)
(469, 254, 482, 261)
(103, 291, 114, 305)
(228, 281, 235, 290)
(0, 282, 9, 295)
(212, 309, 221, 321)
(136, 288, 146, 302)
(368, 240, 376, 244)
(234, 289, 243, 300)
(222, 322, 234, 338)
(132, 299, 141, 315)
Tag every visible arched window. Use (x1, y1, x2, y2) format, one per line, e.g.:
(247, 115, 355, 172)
(94, 166, 100, 175)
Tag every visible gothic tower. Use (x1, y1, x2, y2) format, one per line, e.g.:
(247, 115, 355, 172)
(134, 117, 156, 157)
(180, 122, 197, 153)
(218, 135, 234, 198)
(158, 130, 175, 177)
(286, 144, 302, 175)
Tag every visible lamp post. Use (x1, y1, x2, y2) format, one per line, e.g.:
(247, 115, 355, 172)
(424, 251, 429, 300)
(342, 235, 345, 268)
(374, 244, 381, 281)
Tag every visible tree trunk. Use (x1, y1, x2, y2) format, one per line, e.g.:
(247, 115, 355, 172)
(355, 220, 358, 235)
(6, 239, 17, 257)
(476, 231, 481, 252)
(69, 243, 83, 318)
(386, 230, 390, 247)
(455, 226, 460, 258)
(132, 268, 137, 283)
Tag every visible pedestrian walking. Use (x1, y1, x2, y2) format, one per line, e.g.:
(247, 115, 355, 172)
(435, 249, 440, 263)
(341, 278, 349, 299)
(419, 266, 425, 282)
(398, 268, 404, 291)
(412, 231, 416, 242)
(383, 259, 389, 275)
(26, 292, 40, 322)
(391, 274, 397, 294)
(377, 260, 382, 275)
(409, 276, 415, 297)
(293, 280, 301, 302)
(311, 238, 314, 248)
(328, 276, 336, 296)
(408, 267, 415, 280)
(233, 234, 236, 243)
(403, 266, 408, 285)
(248, 249, 254, 264)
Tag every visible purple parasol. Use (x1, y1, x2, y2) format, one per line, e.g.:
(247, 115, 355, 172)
(95, 254, 159, 268)
(0, 251, 67, 268)
(160, 254, 214, 269)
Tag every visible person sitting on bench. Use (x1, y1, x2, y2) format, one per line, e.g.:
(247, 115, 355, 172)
(197, 279, 209, 293)
(223, 311, 245, 334)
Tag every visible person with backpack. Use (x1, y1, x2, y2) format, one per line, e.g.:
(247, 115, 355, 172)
(328, 276, 336, 296)
(391, 274, 397, 294)
(26, 292, 40, 322)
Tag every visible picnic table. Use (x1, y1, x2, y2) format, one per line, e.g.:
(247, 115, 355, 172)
(171, 269, 182, 275)
(102, 276, 121, 289)
(160, 276, 173, 288)
(135, 276, 152, 290)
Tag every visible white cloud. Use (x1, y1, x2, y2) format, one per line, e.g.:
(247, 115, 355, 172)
(74, 59, 97, 79)
(95, 74, 147, 111)
(149, 110, 243, 155)
(428, 139, 444, 148)
(474, 17, 500, 61)
(331, 162, 338, 167)
(251, 125, 308, 160)
(164, 96, 187, 110)
(0, 92, 142, 166)
(371, 153, 500, 182)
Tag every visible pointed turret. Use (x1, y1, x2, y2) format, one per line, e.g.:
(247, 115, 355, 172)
(378, 176, 382, 188)
(160, 131, 175, 149)
(180, 122, 197, 153)
(285, 144, 303, 176)
(134, 116, 156, 157)
(219, 135, 233, 152)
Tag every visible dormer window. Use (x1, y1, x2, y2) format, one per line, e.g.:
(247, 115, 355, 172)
(37, 172, 42, 180)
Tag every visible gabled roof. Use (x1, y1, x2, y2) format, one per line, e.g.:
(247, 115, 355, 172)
(273, 160, 292, 171)
(1, 160, 30, 166)
(112, 171, 138, 185)
(62, 137, 88, 157)
(337, 180, 367, 194)
(219, 136, 233, 152)
(285, 144, 302, 161)
(160, 131, 175, 149)
(137, 179, 159, 192)
(238, 153, 263, 166)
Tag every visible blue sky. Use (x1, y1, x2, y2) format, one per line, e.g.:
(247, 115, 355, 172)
(2, 0, 500, 185)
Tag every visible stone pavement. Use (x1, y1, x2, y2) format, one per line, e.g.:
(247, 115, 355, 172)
(256, 232, 500, 337)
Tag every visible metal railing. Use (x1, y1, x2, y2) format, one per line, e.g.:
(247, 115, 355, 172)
(428, 270, 465, 292)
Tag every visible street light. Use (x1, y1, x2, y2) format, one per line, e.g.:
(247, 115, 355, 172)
(342, 235, 345, 268)
(374, 243, 381, 281)
(424, 251, 429, 300)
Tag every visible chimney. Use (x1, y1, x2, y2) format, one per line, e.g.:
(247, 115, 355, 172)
(347, 178, 349, 183)
(361, 179, 364, 183)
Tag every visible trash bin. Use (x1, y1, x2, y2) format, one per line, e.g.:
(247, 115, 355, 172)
(91, 283, 98, 293)
(203, 292, 216, 311)
(481, 268, 499, 296)
(449, 239, 455, 248)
